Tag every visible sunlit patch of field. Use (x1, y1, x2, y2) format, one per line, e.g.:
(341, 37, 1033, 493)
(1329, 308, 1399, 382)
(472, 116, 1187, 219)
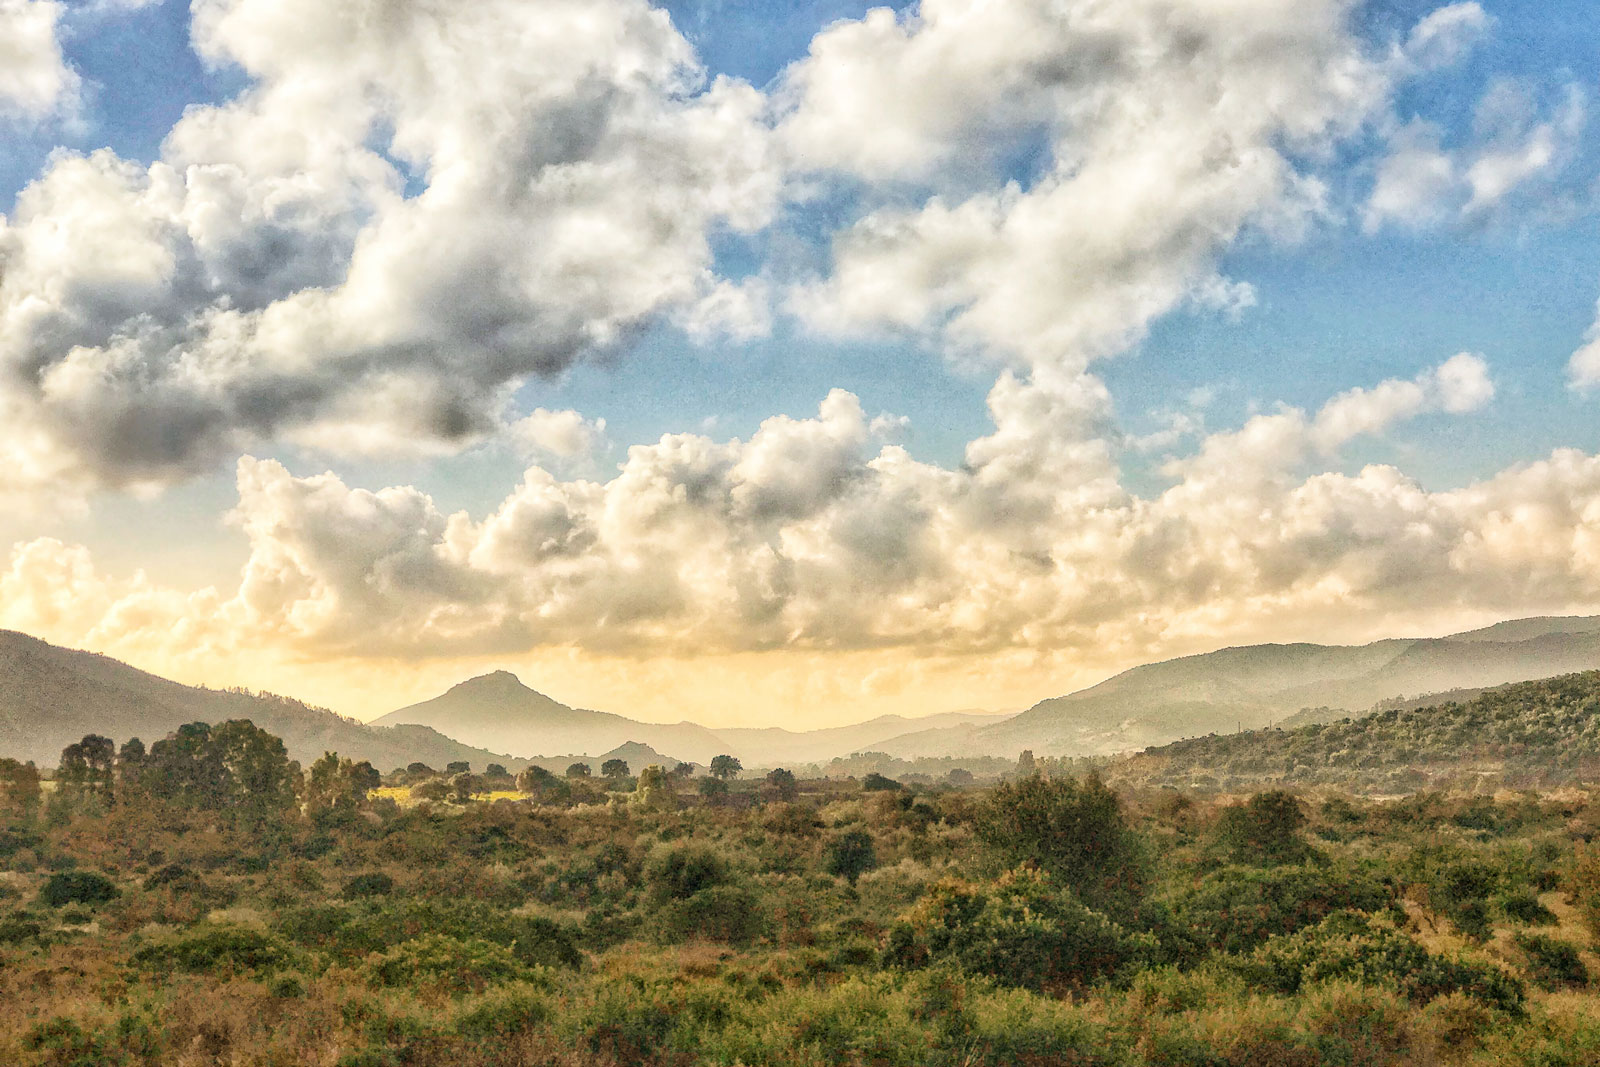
(365, 785, 532, 807)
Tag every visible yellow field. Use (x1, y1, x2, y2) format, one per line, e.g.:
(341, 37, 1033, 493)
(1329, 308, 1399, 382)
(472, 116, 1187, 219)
(366, 785, 531, 806)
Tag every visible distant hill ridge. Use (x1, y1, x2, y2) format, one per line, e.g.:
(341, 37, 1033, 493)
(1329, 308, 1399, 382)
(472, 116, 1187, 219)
(370, 670, 1014, 766)
(0, 629, 521, 770)
(1105, 669, 1600, 792)
(964, 615, 1600, 757)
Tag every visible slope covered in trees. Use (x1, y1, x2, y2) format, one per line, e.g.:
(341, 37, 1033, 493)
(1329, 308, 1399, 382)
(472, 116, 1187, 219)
(0, 630, 516, 771)
(976, 617, 1600, 757)
(1110, 670, 1600, 792)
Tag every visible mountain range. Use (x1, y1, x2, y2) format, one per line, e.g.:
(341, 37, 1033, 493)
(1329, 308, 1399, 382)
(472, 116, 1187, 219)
(370, 671, 1013, 766)
(970, 615, 1600, 756)
(3, 613, 1600, 771)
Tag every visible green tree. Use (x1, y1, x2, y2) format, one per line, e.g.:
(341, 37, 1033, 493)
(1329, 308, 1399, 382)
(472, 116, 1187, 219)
(210, 720, 299, 824)
(601, 759, 631, 783)
(1213, 790, 1312, 866)
(446, 761, 471, 775)
(516, 765, 554, 792)
(566, 762, 592, 779)
(976, 773, 1145, 912)
(59, 734, 115, 801)
(766, 767, 798, 801)
(0, 757, 40, 815)
(302, 752, 377, 823)
(115, 738, 147, 801)
(633, 765, 677, 810)
(710, 754, 742, 781)
(450, 772, 485, 803)
(824, 828, 878, 884)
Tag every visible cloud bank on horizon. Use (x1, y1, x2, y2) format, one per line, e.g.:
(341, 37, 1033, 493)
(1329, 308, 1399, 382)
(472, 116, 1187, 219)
(0, 0, 1598, 719)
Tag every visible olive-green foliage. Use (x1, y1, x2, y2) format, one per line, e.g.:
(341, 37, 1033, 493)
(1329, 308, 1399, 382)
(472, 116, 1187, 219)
(277, 898, 582, 969)
(1116, 670, 1600, 790)
(1512, 931, 1589, 990)
(1497, 887, 1558, 925)
(10, 711, 1600, 1067)
(368, 934, 540, 992)
(1233, 911, 1525, 1015)
(342, 872, 395, 898)
(1164, 863, 1394, 958)
(659, 885, 766, 944)
(1212, 791, 1316, 866)
(452, 984, 550, 1042)
(644, 844, 729, 902)
(38, 870, 118, 907)
(975, 773, 1145, 912)
(823, 828, 877, 884)
(130, 926, 294, 975)
(885, 867, 1154, 993)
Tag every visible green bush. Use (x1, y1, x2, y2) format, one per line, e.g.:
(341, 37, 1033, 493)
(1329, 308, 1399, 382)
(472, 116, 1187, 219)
(1212, 790, 1316, 866)
(886, 868, 1154, 994)
(644, 845, 729, 903)
(367, 934, 536, 993)
(1164, 862, 1393, 958)
(823, 829, 877, 884)
(342, 872, 395, 898)
(130, 926, 293, 975)
(0, 914, 45, 945)
(1235, 911, 1525, 1015)
(660, 885, 766, 944)
(38, 870, 119, 908)
(975, 774, 1145, 912)
(1513, 931, 1588, 990)
(453, 984, 550, 1041)
(1498, 888, 1558, 925)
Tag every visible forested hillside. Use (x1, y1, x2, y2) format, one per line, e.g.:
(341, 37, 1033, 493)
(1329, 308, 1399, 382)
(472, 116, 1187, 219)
(1110, 671, 1600, 792)
(0, 631, 518, 771)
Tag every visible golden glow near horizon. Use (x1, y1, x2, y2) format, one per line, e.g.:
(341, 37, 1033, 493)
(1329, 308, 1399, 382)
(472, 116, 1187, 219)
(2, 0, 1600, 732)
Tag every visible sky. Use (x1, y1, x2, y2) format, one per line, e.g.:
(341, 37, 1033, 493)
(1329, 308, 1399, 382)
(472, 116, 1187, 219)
(0, 0, 1598, 728)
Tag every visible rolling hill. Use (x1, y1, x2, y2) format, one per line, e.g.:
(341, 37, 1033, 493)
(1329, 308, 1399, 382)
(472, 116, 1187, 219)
(963, 616, 1600, 758)
(0, 630, 521, 771)
(1104, 669, 1600, 792)
(370, 672, 733, 764)
(371, 671, 1014, 767)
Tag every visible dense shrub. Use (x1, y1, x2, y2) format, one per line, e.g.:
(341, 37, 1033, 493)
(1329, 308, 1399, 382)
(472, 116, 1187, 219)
(1212, 791, 1316, 866)
(1235, 911, 1525, 1015)
(368, 934, 537, 992)
(1164, 863, 1393, 958)
(823, 829, 878, 884)
(38, 870, 118, 907)
(644, 845, 729, 903)
(1497, 887, 1557, 925)
(975, 774, 1145, 911)
(130, 926, 293, 975)
(342, 872, 396, 898)
(886, 868, 1154, 994)
(1513, 931, 1589, 990)
(660, 885, 767, 944)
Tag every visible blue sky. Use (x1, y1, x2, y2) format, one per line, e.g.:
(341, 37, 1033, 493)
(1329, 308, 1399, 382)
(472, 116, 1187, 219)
(0, 0, 1598, 724)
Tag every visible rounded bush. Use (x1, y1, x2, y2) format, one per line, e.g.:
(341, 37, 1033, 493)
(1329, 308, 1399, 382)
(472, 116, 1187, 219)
(39, 871, 118, 908)
(342, 872, 396, 899)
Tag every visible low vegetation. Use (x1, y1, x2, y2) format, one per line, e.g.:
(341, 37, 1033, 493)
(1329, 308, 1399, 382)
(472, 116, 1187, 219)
(5, 711, 1600, 1065)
